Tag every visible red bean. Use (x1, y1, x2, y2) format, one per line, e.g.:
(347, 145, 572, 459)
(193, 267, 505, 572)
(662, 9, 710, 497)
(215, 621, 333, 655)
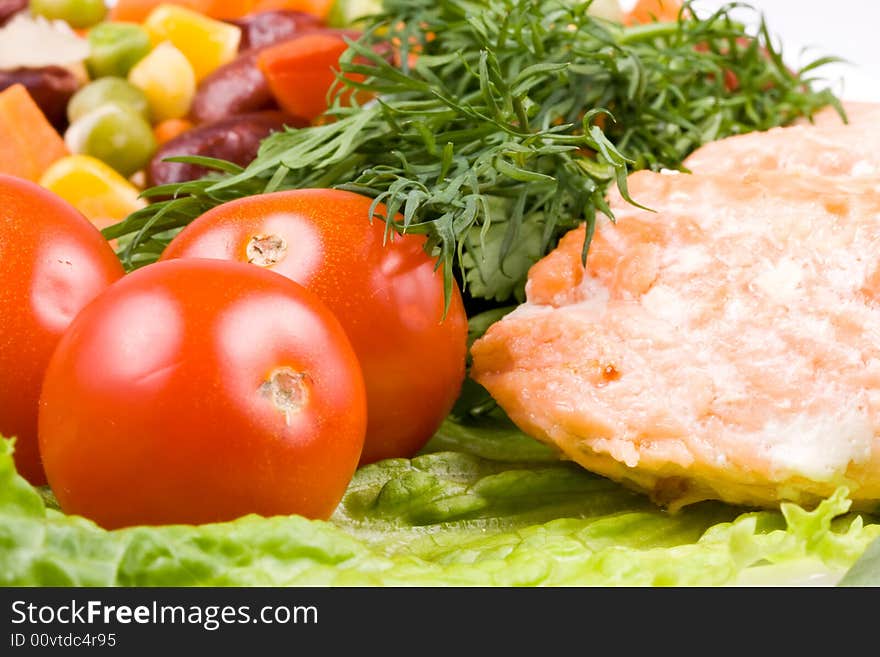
(190, 50, 275, 124)
(191, 27, 362, 125)
(147, 110, 305, 187)
(0, 0, 26, 26)
(231, 10, 324, 52)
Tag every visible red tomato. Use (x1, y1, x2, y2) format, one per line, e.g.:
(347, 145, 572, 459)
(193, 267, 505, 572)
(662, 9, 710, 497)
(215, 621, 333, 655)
(0, 174, 124, 485)
(160, 189, 468, 464)
(38, 258, 366, 529)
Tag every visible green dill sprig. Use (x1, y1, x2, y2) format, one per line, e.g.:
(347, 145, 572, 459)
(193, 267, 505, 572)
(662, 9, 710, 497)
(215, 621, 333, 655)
(106, 0, 842, 311)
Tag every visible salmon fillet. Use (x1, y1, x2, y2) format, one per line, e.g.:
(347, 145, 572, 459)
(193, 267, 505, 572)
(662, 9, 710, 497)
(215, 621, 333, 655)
(684, 102, 880, 177)
(803, 101, 880, 128)
(471, 169, 880, 510)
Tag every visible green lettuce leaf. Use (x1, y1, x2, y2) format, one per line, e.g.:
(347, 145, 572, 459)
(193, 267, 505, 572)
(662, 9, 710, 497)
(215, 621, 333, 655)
(838, 536, 880, 586)
(1, 423, 878, 586)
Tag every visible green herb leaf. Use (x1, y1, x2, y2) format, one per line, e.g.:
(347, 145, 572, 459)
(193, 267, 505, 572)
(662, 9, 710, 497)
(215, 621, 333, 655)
(106, 0, 840, 307)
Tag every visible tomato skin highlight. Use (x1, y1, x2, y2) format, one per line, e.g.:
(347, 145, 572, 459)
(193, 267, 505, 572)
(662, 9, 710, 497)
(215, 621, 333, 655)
(160, 189, 468, 464)
(0, 174, 124, 485)
(38, 258, 367, 529)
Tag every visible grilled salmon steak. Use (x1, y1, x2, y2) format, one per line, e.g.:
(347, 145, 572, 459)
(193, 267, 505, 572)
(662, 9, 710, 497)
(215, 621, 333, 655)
(471, 169, 880, 510)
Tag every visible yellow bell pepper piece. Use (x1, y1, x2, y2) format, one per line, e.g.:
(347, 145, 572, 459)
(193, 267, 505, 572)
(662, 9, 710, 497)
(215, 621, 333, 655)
(143, 4, 241, 82)
(39, 155, 146, 234)
(128, 41, 197, 122)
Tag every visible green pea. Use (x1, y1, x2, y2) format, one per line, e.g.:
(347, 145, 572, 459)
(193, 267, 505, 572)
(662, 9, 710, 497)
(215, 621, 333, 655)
(29, 0, 107, 30)
(65, 105, 157, 178)
(67, 77, 151, 124)
(87, 22, 153, 80)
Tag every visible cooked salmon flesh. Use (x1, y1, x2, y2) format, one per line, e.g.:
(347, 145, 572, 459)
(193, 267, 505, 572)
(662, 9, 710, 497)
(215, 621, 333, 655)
(471, 168, 880, 510)
(684, 102, 880, 177)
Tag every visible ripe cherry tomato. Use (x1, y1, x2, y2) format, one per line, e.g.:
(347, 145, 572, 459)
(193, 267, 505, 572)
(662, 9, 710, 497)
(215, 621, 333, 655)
(160, 189, 468, 464)
(39, 259, 367, 529)
(0, 174, 124, 485)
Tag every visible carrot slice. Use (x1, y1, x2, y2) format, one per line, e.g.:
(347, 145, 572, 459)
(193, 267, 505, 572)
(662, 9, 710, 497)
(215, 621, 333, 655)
(110, 0, 255, 22)
(257, 31, 362, 123)
(0, 84, 69, 182)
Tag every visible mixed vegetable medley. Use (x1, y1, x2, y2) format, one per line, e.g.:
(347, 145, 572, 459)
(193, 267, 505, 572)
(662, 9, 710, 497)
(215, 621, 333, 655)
(1, 0, 878, 585)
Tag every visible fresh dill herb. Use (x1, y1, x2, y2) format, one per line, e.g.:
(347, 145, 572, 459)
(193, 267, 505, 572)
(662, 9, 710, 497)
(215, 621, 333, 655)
(105, 0, 842, 312)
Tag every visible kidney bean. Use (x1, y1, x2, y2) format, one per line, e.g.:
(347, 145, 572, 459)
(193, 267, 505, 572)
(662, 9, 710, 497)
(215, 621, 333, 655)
(232, 10, 324, 52)
(0, 0, 26, 26)
(0, 66, 79, 131)
(190, 49, 275, 124)
(191, 27, 363, 125)
(148, 110, 304, 187)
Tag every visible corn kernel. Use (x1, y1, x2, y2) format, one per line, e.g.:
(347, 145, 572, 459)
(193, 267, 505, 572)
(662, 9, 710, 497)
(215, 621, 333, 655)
(39, 154, 146, 233)
(143, 4, 241, 82)
(128, 41, 196, 122)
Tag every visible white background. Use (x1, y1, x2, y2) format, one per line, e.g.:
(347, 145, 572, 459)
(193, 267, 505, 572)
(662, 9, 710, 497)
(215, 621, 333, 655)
(699, 0, 880, 101)
(624, 0, 880, 102)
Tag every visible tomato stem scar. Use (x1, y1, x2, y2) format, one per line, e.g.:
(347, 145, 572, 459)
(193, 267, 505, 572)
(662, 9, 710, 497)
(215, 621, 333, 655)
(260, 367, 309, 424)
(247, 234, 287, 267)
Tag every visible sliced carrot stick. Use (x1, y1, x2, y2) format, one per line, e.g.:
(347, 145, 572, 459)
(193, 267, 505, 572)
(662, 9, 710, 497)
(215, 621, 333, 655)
(257, 30, 362, 123)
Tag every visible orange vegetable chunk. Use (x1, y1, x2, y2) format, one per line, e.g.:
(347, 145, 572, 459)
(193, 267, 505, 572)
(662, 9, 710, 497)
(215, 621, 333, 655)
(257, 31, 359, 123)
(110, 0, 255, 22)
(0, 84, 69, 182)
(250, 0, 334, 19)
